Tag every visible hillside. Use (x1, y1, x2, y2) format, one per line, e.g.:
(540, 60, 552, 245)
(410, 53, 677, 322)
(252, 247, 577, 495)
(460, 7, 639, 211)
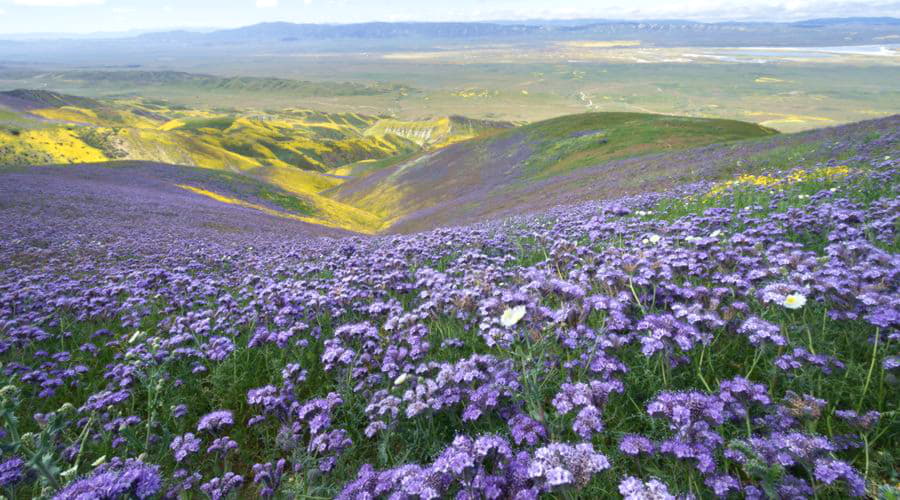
(0, 161, 350, 260)
(4, 89, 895, 237)
(0, 90, 514, 172)
(1, 113, 896, 499)
(0, 90, 418, 171)
(331, 112, 779, 230)
(363, 115, 515, 148)
(0, 70, 414, 97)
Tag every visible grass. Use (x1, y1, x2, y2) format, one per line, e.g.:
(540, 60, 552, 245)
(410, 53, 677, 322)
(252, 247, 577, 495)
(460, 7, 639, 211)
(520, 113, 778, 179)
(2, 154, 895, 498)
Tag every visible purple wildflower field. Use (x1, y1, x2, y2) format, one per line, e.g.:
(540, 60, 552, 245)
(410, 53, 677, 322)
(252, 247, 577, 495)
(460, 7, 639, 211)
(0, 124, 897, 498)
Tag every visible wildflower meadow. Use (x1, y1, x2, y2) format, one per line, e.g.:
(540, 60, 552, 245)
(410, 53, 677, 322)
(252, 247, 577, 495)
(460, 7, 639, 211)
(0, 145, 897, 498)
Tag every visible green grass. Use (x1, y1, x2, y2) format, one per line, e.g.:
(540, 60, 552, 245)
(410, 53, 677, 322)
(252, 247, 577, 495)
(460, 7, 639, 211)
(257, 187, 316, 216)
(521, 112, 777, 179)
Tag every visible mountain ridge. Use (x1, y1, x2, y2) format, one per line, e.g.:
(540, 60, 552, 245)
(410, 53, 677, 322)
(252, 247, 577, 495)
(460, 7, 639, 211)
(1, 17, 897, 46)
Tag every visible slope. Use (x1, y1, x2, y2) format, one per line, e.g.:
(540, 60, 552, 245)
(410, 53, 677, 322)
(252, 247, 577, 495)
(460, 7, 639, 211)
(330, 112, 778, 230)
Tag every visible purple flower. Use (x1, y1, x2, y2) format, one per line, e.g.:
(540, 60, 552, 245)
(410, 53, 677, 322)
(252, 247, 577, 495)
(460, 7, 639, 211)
(508, 413, 546, 446)
(737, 316, 787, 346)
(618, 476, 675, 500)
(170, 432, 201, 462)
(197, 410, 234, 432)
(718, 376, 771, 422)
(253, 459, 287, 498)
(172, 404, 188, 419)
(528, 442, 610, 489)
(775, 348, 845, 375)
(207, 436, 239, 457)
(814, 458, 866, 496)
(0, 456, 25, 487)
(637, 314, 712, 356)
(53, 458, 161, 500)
(200, 472, 244, 500)
(835, 409, 880, 430)
(619, 434, 654, 456)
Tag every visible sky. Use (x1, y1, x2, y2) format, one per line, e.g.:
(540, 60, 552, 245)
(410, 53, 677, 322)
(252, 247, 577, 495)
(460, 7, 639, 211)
(0, 0, 898, 34)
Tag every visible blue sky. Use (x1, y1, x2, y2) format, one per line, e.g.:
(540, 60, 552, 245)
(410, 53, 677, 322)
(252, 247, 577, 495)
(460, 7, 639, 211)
(1, 0, 898, 34)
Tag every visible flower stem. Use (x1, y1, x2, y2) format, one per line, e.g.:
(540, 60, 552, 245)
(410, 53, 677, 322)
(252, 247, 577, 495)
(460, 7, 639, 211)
(857, 328, 880, 412)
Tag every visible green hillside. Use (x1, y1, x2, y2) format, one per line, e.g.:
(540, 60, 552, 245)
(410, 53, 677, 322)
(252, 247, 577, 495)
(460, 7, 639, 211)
(330, 112, 778, 228)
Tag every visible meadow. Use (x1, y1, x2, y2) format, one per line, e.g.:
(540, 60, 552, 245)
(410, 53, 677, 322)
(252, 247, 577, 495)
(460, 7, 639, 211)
(0, 20, 898, 499)
(0, 116, 896, 498)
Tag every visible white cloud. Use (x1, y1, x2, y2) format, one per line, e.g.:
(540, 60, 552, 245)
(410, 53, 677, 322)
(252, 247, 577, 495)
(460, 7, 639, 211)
(256, 0, 278, 7)
(13, 0, 105, 5)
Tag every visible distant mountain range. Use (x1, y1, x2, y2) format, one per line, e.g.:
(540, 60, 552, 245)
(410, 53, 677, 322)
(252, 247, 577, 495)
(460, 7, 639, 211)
(2, 17, 899, 46)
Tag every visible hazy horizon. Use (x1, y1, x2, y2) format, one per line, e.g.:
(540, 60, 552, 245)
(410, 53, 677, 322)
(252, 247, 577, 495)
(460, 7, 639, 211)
(0, 0, 898, 35)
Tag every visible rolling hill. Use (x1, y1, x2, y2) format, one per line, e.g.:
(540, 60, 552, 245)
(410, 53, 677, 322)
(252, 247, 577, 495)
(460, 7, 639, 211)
(5, 87, 893, 236)
(0, 89, 515, 232)
(0, 90, 514, 172)
(0, 161, 351, 264)
(329, 112, 779, 230)
(0, 70, 414, 97)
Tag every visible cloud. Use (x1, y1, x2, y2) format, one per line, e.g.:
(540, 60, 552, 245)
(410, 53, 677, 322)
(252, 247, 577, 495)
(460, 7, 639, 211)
(13, 0, 105, 5)
(256, 0, 278, 7)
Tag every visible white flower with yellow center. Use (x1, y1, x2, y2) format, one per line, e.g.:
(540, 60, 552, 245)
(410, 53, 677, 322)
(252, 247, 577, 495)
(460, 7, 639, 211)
(500, 305, 527, 328)
(782, 293, 807, 310)
(647, 234, 661, 245)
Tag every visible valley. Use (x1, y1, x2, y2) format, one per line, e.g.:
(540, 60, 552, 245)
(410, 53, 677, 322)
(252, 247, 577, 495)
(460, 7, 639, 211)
(0, 14, 898, 500)
(1, 88, 786, 233)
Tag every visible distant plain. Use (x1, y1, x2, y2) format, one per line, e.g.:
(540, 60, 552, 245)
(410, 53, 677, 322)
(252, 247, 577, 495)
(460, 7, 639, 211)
(1, 40, 897, 132)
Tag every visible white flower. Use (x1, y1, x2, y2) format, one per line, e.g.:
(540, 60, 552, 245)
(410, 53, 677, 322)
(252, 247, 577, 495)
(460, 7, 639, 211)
(647, 234, 661, 245)
(782, 293, 807, 310)
(394, 373, 409, 386)
(710, 230, 722, 238)
(798, 194, 809, 200)
(500, 305, 527, 327)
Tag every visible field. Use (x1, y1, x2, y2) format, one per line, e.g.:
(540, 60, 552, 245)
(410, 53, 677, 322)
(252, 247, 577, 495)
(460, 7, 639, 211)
(0, 17, 899, 500)
(1, 42, 898, 133)
(0, 117, 897, 498)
